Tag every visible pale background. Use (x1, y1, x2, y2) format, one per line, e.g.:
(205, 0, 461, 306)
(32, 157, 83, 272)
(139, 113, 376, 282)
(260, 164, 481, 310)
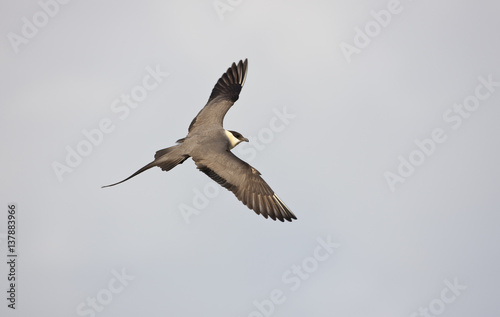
(1, 0, 499, 316)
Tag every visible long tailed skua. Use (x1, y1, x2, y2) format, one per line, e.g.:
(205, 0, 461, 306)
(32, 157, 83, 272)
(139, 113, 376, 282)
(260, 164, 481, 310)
(102, 59, 297, 222)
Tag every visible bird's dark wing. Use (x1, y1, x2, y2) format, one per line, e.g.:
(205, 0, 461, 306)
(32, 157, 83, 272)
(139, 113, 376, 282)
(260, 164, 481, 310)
(193, 150, 296, 222)
(188, 59, 248, 132)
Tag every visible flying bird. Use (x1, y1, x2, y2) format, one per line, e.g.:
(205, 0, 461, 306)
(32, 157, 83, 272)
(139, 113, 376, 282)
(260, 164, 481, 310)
(103, 59, 296, 222)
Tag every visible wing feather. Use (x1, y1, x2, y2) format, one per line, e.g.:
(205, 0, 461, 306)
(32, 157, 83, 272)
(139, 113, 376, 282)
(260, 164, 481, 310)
(193, 150, 296, 222)
(188, 59, 248, 132)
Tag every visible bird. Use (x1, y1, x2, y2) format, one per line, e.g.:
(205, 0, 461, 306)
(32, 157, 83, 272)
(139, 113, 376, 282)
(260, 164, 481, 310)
(102, 59, 297, 222)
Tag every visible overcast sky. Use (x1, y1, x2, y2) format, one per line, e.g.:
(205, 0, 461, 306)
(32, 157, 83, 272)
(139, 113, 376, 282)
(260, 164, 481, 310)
(1, 1, 500, 316)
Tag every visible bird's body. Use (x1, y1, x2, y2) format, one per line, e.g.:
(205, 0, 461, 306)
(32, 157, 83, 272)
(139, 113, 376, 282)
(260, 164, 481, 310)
(103, 59, 296, 222)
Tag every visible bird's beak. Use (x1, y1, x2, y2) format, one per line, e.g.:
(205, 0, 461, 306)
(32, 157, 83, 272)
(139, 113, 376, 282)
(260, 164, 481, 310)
(243, 137, 249, 142)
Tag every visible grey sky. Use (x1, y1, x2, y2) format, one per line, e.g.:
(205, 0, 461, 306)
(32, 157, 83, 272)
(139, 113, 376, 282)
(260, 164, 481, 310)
(1, 0, 499, 316)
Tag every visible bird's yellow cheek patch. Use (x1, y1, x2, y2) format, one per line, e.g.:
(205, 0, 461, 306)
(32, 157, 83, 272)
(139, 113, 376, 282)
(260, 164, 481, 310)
(224, 130, 240, 149)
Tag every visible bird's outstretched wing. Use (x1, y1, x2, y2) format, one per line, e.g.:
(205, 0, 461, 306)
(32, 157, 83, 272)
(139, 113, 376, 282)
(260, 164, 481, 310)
(193, 150, 296, 222)
(188, 59, 248, 132)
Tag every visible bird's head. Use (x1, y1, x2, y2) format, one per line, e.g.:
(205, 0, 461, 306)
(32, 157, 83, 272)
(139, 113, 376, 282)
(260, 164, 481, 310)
(225, 130, 249, 149)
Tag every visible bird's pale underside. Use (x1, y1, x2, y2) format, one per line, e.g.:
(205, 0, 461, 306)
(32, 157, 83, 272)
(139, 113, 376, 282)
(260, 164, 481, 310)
(103, 59, 297, 222)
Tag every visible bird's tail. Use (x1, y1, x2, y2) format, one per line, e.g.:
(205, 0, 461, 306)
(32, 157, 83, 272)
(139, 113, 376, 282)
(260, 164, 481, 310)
(101, 160, 158, 188)
(102, 146, 189, 188)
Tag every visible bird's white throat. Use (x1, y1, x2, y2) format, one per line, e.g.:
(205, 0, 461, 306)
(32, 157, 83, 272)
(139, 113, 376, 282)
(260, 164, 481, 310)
(225, 130, 241, 149)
